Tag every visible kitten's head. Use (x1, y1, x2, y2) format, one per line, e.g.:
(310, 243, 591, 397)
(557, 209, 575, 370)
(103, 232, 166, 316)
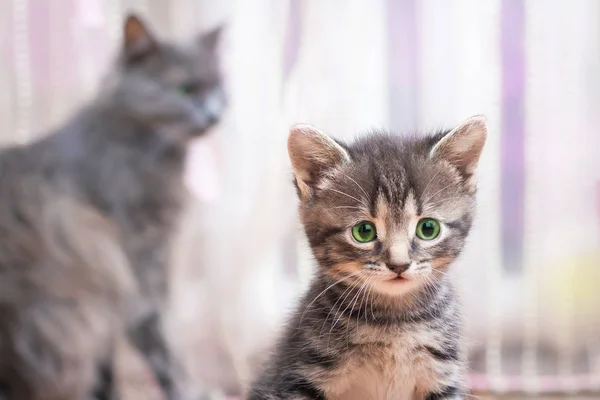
(106, 14, 226, 141)
(289, 117, 487, 297)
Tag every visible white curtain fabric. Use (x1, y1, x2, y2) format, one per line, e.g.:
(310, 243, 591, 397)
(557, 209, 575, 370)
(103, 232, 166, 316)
(1, 0, 599, 395)
(522, 0, 600, 390)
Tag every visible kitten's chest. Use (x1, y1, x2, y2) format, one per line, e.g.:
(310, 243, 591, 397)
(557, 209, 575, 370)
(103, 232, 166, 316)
(330, 328, 441, 400)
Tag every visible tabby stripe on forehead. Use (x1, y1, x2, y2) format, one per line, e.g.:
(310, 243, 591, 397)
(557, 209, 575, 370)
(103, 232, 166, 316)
(369, 166, 381, 217)
(408, 175, 424, 215)
(415, 192, 423, 215)
(380, 176, 397, 205)
(403, 174, 421, 214)
(400, 182, 410, 210)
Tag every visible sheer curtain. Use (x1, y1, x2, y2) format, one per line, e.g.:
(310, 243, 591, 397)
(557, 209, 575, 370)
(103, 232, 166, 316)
(1, 0, 599, 396)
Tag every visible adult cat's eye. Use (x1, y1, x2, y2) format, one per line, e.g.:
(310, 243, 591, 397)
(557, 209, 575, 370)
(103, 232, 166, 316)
(177, 82, 200, 96)
(415, 218, 441, 240)
(351, 221, 377, 243)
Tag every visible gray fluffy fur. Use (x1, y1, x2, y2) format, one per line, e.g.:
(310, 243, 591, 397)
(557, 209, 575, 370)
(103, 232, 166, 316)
(0, 14, 225, 400)
(250, 118, 487, 400)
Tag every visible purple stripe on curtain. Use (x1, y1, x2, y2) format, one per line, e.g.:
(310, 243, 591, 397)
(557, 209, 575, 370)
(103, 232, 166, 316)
(31, 1, 50, 89)
(500, 0, 525, 272)
(282, 0, 302, 276)
(283, 0, 302, 85)
(387, 0, 419, 133)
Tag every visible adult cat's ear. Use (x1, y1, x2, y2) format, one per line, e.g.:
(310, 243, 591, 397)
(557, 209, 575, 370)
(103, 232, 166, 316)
(430, 115, 487, 192)
(123, 14, 158, 63)
(198, 25, 224, 52)
(288, 124, 350, 201)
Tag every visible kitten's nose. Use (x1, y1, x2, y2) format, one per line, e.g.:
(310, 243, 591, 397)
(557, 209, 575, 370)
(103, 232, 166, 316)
(388, 263, 410, 275)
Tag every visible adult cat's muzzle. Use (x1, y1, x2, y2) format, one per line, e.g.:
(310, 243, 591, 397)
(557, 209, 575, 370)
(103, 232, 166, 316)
(190, 86, 227, 136)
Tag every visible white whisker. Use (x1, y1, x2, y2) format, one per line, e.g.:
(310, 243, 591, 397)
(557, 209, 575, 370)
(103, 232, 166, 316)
(300, 270, 362, 324)
(421, 169, 442, 199)
(327, 188, 365, 205)
(423, 180, 459, 204)
(322, 277, 363, 340)
(339, 172, 370, 202)
(357, 275, 376, 328)
(344, 277, 370, 347)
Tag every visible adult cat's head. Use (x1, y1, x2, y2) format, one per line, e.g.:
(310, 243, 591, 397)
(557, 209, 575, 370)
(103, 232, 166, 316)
(289, 117, 487, 297)
(101, 14, 226, 143)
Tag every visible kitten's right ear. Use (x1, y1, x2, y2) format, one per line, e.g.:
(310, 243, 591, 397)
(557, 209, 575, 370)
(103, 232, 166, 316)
(430, 115, 487, 193)
(288, 124, 350, 201)
(123, 14, 158, 63)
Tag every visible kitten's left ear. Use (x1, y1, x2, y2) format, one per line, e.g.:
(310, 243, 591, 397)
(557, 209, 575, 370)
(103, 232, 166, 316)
(123, 14, 159, 63)
(288, 124, 350, 201)
(430, 115, 488, 191)
(198, 25, 224, 52)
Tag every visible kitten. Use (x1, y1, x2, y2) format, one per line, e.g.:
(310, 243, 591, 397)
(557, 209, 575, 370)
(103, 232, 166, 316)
(249, 116, 487, 400)
(0, 14, 225, 400)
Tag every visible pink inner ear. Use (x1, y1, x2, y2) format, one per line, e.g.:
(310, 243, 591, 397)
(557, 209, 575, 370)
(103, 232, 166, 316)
(184, 133, 221, 203)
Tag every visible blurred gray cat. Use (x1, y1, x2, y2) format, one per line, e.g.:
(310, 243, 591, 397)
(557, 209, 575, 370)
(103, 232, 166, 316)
(250, 117, 487, 399)
(0, 14, 225, 400)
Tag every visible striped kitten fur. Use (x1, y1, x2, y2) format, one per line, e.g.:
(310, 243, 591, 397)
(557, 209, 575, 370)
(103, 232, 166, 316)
(249, 116, 487, 400)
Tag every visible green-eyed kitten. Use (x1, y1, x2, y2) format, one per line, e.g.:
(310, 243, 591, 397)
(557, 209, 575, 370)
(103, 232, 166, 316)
(249, 116, 487, 400)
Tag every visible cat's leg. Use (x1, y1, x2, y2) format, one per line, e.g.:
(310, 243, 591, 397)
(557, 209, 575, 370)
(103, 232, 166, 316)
(127, 311, 226, 400)
(127, 311, 188, 399)
(91, 357, 119, 400)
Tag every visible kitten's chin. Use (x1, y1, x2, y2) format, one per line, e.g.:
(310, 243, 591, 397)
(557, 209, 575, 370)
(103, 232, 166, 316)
(373, 276, 424, 297)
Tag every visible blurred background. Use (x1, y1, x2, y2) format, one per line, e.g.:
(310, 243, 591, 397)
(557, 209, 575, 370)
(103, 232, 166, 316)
(0, 0, 599, 398)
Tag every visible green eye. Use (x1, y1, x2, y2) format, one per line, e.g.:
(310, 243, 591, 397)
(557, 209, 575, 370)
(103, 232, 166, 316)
(351, 221, 377, 243)
(416, 218, 441, 240)
(178, 86, 191, 96)
(177, 83, 197, 96)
